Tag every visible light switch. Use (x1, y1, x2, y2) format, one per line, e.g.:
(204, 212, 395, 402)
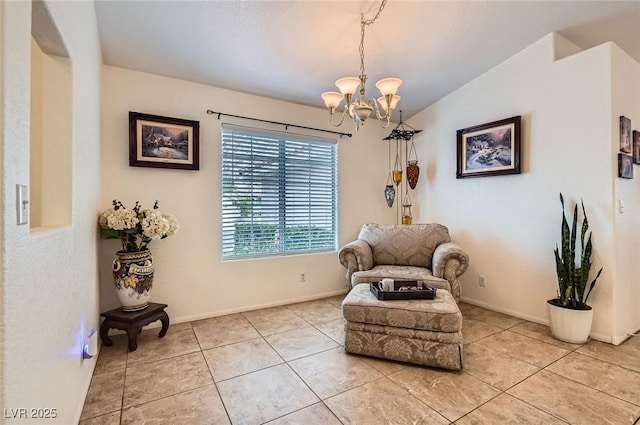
(16, 184, 28, 225)
(619, 199, 624, 214)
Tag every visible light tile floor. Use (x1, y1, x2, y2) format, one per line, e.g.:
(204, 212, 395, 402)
(81, 296, 640, 425)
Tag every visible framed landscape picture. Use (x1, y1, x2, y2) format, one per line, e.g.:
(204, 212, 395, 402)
(129, 112, 200, 170)
(633, 130, 640, 165)
(618, 153, 633, 179)
(456, 116, 521, 179)
(620, 116, 631, 154)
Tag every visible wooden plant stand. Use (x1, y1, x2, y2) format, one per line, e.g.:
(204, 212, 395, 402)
(99, 302, 169, 352)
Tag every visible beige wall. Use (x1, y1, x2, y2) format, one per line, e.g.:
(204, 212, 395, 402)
(612, 46, 640, 343)
(100, 66, 396, 322)
(2, 6, 637, 420)
(30, 37, 43, 227)
(410, 32, 640, 343)
(1, 1, 102, 423)
(30, 37, 72, 229)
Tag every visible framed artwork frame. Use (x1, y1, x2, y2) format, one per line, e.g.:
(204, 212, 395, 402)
(620, 115, 631, 154)
(129, 112, 200, 170)
(618, 153, 633, 179)
(456, 116, 521, 179)
(633, 130, 640, 165)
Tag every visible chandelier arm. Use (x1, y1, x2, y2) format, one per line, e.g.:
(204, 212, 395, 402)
(369, 98, 390, 121)
(378, 114, 392, 129)
(328, 107, 348, 127)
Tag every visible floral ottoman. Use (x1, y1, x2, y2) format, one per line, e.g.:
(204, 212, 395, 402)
(341, 283, 463, 370)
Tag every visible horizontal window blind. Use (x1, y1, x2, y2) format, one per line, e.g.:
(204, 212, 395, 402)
(221, 125, 337, 259)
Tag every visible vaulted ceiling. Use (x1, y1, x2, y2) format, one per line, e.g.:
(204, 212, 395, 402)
(94, 1, 640, 119)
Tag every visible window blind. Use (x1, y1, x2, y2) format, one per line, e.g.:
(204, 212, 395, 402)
(221, 125, 337, 259)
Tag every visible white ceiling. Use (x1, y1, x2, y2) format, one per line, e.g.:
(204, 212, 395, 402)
(94, 0, 640, 120)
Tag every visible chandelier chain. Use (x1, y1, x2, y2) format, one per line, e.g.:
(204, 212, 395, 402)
(359, 0, 387, 76)
(363, 0, 387, 26)
(320, 0, 398, 131)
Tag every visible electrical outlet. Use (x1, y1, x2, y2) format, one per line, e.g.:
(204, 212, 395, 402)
(300, 273, 306, 283)
(479, 275, 486, 287)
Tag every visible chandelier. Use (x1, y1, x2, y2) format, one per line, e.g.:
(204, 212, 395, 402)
(321, 0, 401, 132)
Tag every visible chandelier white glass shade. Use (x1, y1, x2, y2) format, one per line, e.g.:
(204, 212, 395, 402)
(321, 0, 401, 132)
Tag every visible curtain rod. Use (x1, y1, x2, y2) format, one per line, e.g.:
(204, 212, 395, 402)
(206, 110, 352, 138)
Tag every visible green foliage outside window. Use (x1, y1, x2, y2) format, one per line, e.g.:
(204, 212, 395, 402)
(233, 223, 332, 256)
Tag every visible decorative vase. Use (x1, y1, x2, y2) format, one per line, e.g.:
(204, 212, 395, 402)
(384, 185, 396, 207)
(407, 160, 420, 189)
(546, 299, 593, 344)
(112, 250, 154, 311)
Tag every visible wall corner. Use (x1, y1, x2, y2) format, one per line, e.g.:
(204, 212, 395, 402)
(551, 32, 584, 61)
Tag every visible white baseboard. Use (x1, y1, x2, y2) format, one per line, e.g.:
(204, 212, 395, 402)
(459, 297, 546, 325)
(174, 289, 348, 324)
(611, 323, 640, 345)
(108, 288, 348, 334)
(75, 356, 97, 423)
(459, 297, 614, 345)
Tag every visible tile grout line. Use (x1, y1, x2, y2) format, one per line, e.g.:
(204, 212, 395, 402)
(121, 382, 218, 411)
(571, 344, 640, 373)
(250, 308, 339, 421)
(198, 343, 234, 425)
(541, 367, 640, 409)
(117, 328, 228, 422)
(504, 369, 575, 425)
(262, 301, 349, 423)
(86, 299, 638, 424)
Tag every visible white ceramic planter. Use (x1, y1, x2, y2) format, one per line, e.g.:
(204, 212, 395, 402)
(547, 300, 593, 344)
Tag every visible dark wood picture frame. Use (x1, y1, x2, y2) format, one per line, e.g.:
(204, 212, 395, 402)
(618, 153, 633, 179)
(633, 130, 640, 165)
(456, 116, 521, 179)
(620, 115, 632, 154)
(129, 112, 200, 170)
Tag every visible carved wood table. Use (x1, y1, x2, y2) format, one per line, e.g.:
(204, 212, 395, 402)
(99, 302, 169, 352)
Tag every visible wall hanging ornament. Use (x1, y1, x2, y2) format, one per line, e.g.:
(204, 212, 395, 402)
(383, 111, 422, 224)
(392, 143, 403, 186)
(406, 139, 420, 189)
(402, 191, 413, 225)
(384, 177, 396, 208)
(384, 137, 396, 207)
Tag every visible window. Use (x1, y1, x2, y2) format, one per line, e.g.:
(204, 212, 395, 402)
(221, 125, 338, 259)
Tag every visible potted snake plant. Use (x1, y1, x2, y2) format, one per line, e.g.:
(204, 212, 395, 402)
(547, 193, 603, 344)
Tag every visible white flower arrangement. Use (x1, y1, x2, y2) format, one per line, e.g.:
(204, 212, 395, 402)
(99, 200, 179, 252)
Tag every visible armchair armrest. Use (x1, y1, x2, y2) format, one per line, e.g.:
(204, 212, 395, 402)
(338, 240, 373, 289)
(432, 242, 469, 301)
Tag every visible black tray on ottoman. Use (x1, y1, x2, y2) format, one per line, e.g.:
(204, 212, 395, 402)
(370, 280, 437, 301)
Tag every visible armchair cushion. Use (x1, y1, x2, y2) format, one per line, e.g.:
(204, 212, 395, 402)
(358, 223, 451, 269)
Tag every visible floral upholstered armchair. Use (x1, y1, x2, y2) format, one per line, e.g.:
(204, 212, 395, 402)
(338, 223, 469, 301)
